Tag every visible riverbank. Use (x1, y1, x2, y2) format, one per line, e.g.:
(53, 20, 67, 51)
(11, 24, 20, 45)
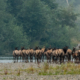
(0, 62, 80, 80)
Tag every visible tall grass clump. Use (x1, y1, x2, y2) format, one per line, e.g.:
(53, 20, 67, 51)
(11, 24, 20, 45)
(4, 67, 8, 75)
(26, 65, 36, 74)
(43, 62, 49, 72)
(4, 69, 8, 75)
(17, 69, 20, 76)
(38, 62, 53, 75)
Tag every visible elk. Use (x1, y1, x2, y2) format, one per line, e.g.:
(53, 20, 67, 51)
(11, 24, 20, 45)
(13, 47, 21, 63)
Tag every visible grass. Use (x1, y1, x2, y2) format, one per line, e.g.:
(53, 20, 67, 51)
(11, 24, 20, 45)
(4, 69, 8, 75)
(16, 69, 20, 76)
(26, 65, 37, 74)
(1, 62, 80, 76)
(38, 62, 80, 75)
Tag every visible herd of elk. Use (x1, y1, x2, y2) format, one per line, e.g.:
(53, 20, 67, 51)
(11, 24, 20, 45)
(12, 46, 80, 64)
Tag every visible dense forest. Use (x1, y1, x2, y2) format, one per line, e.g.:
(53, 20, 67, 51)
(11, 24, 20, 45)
(0, 0, 80, 56)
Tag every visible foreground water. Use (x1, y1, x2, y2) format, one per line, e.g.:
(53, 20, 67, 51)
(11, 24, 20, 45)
(0, 57, 37, 63)
(0, 57, 14, 63)
(0, 57, 74, 63)
(0, 57, 39, 63)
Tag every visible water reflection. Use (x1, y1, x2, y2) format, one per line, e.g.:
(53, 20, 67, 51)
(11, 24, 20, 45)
(0, 57, 74, 63)
(0, 57, 35, 63)
(0, 60, 14, 63)
(0, 57, 13, 60)
(0, 57, 17, 63)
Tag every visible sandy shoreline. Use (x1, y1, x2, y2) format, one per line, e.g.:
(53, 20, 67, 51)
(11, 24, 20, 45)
(0, 62, 80, 80)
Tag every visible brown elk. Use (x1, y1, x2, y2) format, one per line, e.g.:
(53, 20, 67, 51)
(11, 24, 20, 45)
(44, 48, 53, 63)
(52, 48, 59, 63)
(53, 46, 68, 64)
(29, 48, 34, 62)
(21, 47, 30, 62)
(34, 47, 41, 63)
(13, 47, 21, 63)
(72, 47, 80, 63)
(65, 49, 72, 62)
(58, 49, 65, 64)
(25, 49, 30, 62)
(40, 47, 45, 62)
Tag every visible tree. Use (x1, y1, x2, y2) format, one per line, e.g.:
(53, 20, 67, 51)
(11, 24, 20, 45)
(16, 0, 50, 47)
(5, 0, 78, 51)
(6, 0, 23, 17)
(0, 0, 29, 56)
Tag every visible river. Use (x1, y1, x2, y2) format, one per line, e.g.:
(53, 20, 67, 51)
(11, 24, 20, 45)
(0, 56, 74, 63)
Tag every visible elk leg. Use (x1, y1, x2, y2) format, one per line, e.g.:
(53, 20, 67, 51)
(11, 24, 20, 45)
(32, 55, 33, 62)
(79, 56, 80, 63)
(22, 56, 23, 62)
(60, 56, 62, 64)
(30, 55, 31, 62)
(17, 55, 18, 62)
(25, 55, 28, 63)
(50, 55, 52, 63)
(69, 55, 71, 62)
(40, 56, 41, 63)
(52, 56, 54, 63)
(47, 57, 48, 63)
(63, 56, 64, 63)
(13, 56, 16, 63)
(20, 55, 21, 62)
(37, 57, 38, 63)
(35, 57, 36, 63)
(42, 54, 44, 62)
(56, 56, 58, 63)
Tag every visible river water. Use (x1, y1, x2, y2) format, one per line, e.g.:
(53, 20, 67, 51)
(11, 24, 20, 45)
(0, 57, 40, 63)
(0, 56, 74, 63)
(0, 57, 14, 63)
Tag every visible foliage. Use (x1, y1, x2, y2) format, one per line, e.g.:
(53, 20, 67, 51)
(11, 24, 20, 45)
(0, 0, 79, 55)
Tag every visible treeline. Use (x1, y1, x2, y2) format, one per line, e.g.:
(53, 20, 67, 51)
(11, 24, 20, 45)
(0, 0, 79, 56)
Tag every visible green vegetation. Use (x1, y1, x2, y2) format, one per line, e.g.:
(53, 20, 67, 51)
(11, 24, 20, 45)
(0, 0, 80, 56)
(1, 62, 80, 75)
(38, 62, 80, 75)
(25, 62, 80, 75)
